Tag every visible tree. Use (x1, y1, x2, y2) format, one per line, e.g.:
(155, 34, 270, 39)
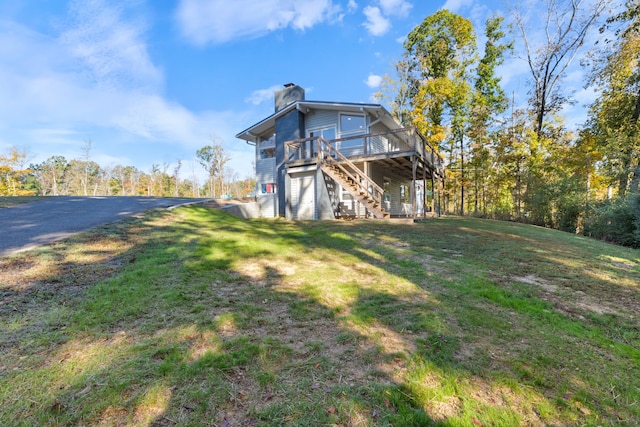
(513, 0, 612, 139)
(398, 10, 477, 214)
(66, 159, 101, 196)
(80, 139, 92, 196)
(468, 15, 512, 215)
(0, 147, 33, 196)
(401, 10, 476, 148)
(173, 160, 182, 197)
(32, 156, 67, 196)
(586, 0, 640, 196)
(196, 143, 230, 198)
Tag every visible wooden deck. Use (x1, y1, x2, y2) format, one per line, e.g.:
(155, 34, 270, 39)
(285, 127, 444, 180)
(285, 128, 444, 220)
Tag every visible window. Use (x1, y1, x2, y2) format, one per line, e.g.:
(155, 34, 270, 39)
(383, 178, 390, 203)
(309, 127, 336, 141)
(340, 115, 366, 134)
(261, 133, 276, 146)
(339, 114, 366, 151)
(259, 147, 275, 159)
(261, 183, 276, 194)
(259, 133, 276, 159)
(400, 184, 410, 204)
(309, 127, 336, 156)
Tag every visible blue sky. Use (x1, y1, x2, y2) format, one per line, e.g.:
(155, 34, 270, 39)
(0, 0, 594, 182)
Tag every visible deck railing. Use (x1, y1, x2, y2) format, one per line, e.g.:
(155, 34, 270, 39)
(317, 138, 385, 213)
(285, 127, 444, 177)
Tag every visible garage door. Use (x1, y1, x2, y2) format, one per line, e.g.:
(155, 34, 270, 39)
(291, 173, 315, 220)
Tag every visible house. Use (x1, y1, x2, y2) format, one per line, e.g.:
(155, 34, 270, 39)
(235, 84, 444, 220)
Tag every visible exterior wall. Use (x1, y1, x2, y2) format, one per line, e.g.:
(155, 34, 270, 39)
(275, 109, 305, 217)
(317, 168, 338, 219)
(305, 109, 338, 133)
(368, 162, 412, 217)
(257, 194, 278, 218)
(256, 134, 277, 217)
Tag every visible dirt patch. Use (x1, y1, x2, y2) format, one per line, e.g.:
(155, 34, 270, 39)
(514, 274, 620, 317)
(515, 275, 558, 293)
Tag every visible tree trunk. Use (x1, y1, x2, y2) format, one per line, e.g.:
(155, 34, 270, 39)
(460, 136, 465, 216)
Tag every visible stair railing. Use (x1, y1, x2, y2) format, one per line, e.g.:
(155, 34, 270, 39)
(316, 137, 384, 211)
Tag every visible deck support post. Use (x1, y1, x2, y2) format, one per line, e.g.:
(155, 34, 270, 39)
(422, 163, 427, 218)
(411, 155, 417, 218)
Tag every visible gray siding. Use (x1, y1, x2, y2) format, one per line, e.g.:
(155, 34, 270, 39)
(317, 169, 338, 219)
(368, 163, 412, 217)
(257, 194, 277, 218)
(256, 157, 276, 184)
(305, 110, 338, 134)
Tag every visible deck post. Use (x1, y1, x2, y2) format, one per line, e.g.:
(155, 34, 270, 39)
(411, 155, 417, 218)
(422, 163, 427, 218)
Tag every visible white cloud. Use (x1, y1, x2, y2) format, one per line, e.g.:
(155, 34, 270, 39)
(61, 0, 163, 91)
(379, 0, 412, 17)
(175, 0, 342, 45)
(245, 85, 283, 106)
(363, 6, 390, 36)
(365, 74, 383, 88)
(348, 0, 358, 12)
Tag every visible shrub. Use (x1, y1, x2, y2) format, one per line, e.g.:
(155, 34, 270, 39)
(583, 194, 640, 247)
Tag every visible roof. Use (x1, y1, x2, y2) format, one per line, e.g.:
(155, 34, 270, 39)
(235, 100, 401, 143)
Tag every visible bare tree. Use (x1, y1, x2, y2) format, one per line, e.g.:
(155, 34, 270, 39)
(513, 0, 612, 139)
(196, 141, 230, 198)
(189, 160, 200, 198)
(173, 160, 182, 197)
(80, 139, 92, 196)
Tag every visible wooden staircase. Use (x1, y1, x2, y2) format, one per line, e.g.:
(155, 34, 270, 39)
(317, 139, 389, 219)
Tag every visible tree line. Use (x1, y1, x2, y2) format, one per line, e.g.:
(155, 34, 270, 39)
(378, 0, 640, 247)
(0, 141, 255, 200)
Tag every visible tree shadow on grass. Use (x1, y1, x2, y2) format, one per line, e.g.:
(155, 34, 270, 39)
(0, 207, 638, 426)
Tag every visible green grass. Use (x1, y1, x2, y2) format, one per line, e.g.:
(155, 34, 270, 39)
(1, 208, 639, 426)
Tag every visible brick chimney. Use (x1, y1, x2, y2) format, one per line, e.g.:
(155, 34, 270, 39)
(274, 83, 305, 112)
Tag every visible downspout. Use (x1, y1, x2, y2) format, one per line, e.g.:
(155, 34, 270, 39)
(244, 131, 257, 146)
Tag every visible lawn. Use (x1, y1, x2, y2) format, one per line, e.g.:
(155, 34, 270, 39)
(0, 206, 638, 426)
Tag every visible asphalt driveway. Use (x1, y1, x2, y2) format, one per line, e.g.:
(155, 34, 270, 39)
(0, 196, 206, 256)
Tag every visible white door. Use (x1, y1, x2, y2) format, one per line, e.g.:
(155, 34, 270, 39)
(292, 173, 315, 220)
